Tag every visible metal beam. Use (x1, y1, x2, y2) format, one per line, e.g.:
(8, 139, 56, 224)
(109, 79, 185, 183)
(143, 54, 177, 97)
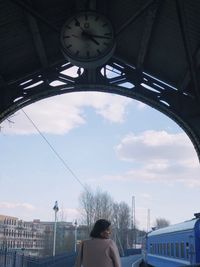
(9, 0, 59, 33)
(179, 44, 200, 92)
(137, 0, 161, 69)
(116, 0, 156, 37)
(26, 3, 48, 69)
(76, 0, 96, 10)
(175, 0, 200, 101)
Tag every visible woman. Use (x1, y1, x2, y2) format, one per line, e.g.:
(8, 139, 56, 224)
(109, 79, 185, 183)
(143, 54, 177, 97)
(75, 219, 121, 267)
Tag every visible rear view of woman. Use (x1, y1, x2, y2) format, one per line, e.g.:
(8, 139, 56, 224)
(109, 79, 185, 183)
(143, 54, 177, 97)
(75, 219, 121, 267)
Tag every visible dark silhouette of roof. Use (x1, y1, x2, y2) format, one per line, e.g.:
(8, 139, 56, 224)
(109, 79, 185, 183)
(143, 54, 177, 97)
(0, 0, 200, 160)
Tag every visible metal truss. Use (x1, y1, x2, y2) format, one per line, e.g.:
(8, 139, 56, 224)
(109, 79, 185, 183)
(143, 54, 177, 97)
(0, 57, 200, 160)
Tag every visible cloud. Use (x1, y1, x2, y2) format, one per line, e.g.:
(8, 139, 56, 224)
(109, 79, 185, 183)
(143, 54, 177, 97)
(115, 130, 197, 163)
(0, 92, 131, 135)
(0, 202, 36, 210)
(110, 130, 200, 187)
(140, 193, 152, 200)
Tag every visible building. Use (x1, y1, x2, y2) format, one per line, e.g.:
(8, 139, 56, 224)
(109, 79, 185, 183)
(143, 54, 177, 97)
(0, 215, 90, 256)
(0, 215, 45, 256)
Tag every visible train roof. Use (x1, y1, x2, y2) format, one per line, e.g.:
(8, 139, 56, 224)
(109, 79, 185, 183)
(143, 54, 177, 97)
(148, 218, 199, 237)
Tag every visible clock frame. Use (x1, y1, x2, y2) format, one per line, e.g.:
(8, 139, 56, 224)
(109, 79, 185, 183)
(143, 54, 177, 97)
(60, 11, 116, 68)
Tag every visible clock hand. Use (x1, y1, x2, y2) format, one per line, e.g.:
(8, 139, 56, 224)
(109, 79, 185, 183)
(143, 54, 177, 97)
(82, 31, 100, 45)
(88, 34, 112, 39)
(74, 17, 81, 27)
(72, 34, 80, 39)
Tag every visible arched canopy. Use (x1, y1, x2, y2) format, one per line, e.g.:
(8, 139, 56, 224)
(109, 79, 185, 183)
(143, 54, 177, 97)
(0, 0, 200, 160)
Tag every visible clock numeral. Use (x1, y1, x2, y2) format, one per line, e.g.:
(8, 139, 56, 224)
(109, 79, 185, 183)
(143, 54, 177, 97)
(97, 49, 101, 55)
(75, 50, 80, 55)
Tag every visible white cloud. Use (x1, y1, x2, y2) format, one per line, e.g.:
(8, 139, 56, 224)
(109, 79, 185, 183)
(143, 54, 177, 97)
(0, 202, 35, 210)
(140, 193, 152, 200)
(111, 130, 200, 187)
(0, 92, 131, 135)
(115, 130, 197, 163)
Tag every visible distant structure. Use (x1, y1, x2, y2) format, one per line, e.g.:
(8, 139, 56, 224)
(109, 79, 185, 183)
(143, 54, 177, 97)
(0, 215, 45, 256)
(147, 209, 150, 233)
(0, 214, 86, 256)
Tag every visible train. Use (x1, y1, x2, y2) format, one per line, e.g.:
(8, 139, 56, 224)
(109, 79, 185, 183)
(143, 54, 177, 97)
(142, 213, 200, 266)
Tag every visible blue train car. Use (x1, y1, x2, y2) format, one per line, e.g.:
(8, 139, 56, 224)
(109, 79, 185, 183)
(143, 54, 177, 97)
(145, 214, 200, 266)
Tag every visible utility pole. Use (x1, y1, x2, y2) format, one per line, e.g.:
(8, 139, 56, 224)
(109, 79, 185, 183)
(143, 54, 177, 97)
(53, 201, 59, 257)
(147, 209, 150, 233)
(74, 220, 78, 253)
(132, 196, 136, 248)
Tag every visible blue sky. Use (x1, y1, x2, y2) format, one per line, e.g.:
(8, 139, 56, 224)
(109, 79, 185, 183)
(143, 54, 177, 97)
(0, 90, 200, 231)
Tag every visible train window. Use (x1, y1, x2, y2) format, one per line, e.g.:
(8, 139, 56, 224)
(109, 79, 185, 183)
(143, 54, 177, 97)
(180, 242, 185, 258)
(159, 243, 162, 255)
(150, 243, 153, 253)
(186, 242, 189, 259)
(171, 243, 174, 257)
(175, 243, 179, 258)
(167, 243, 170, 256)
(164, 243, 166, 255)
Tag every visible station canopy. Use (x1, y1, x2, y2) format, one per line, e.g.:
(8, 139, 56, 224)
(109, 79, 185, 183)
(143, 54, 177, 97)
(0, 0, 200, 160)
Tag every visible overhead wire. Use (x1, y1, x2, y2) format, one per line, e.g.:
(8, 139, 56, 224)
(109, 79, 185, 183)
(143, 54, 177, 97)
(21, 108, 89, 193)
(22, 108, 124, 248)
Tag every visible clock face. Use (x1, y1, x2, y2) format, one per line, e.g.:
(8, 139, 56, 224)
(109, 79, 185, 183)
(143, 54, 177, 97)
(61, 11, 115, 67)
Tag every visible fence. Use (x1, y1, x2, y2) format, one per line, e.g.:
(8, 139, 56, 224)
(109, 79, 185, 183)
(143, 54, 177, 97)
(124, 248, 142, 256)
(0, 249, 76, 267)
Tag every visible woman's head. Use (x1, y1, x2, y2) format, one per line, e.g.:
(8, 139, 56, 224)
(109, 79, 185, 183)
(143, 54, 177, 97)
(90, 219, 111, 239)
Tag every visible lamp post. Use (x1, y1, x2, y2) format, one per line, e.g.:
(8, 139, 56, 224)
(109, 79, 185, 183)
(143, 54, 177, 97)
(74, 220, 78, 253)
(53, 201, 59, 257)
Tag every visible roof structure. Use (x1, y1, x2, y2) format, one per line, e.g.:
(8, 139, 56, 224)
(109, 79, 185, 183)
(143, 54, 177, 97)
(0, 0, 200, 160)
(148, 218, 199, 236)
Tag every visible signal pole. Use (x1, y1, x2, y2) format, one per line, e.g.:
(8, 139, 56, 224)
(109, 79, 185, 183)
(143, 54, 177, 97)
(147, 208, 150, 232)
(132, 196, 136, 248)
(53, 201, 59, 257)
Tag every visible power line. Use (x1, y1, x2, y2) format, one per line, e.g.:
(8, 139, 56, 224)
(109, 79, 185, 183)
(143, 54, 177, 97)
(21, 108, 88, 192)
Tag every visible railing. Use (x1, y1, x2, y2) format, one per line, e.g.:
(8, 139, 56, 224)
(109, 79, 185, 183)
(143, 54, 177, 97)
(0, 249, 76, 267)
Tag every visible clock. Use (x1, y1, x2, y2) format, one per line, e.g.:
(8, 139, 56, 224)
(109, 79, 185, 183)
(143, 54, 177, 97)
(60, 11, 116, 68)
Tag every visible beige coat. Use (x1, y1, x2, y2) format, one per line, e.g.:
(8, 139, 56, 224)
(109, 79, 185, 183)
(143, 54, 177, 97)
(74, 238, 121, 267)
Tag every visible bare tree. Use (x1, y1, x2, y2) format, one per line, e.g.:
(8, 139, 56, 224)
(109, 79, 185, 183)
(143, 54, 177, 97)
(79, 186, 114, 234)
(112, 202, 130, 253)
(154, 218, 170, 229)
(93, 188, 113, 222)
(79, 186, 95, 233)
(79, 187, 135, 254)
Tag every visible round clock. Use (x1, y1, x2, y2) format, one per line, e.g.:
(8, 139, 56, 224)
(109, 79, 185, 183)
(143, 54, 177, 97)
(60, 11, 116, 68)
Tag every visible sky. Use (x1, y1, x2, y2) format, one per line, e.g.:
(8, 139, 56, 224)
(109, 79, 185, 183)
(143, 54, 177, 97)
(0, 77, 200, 231)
